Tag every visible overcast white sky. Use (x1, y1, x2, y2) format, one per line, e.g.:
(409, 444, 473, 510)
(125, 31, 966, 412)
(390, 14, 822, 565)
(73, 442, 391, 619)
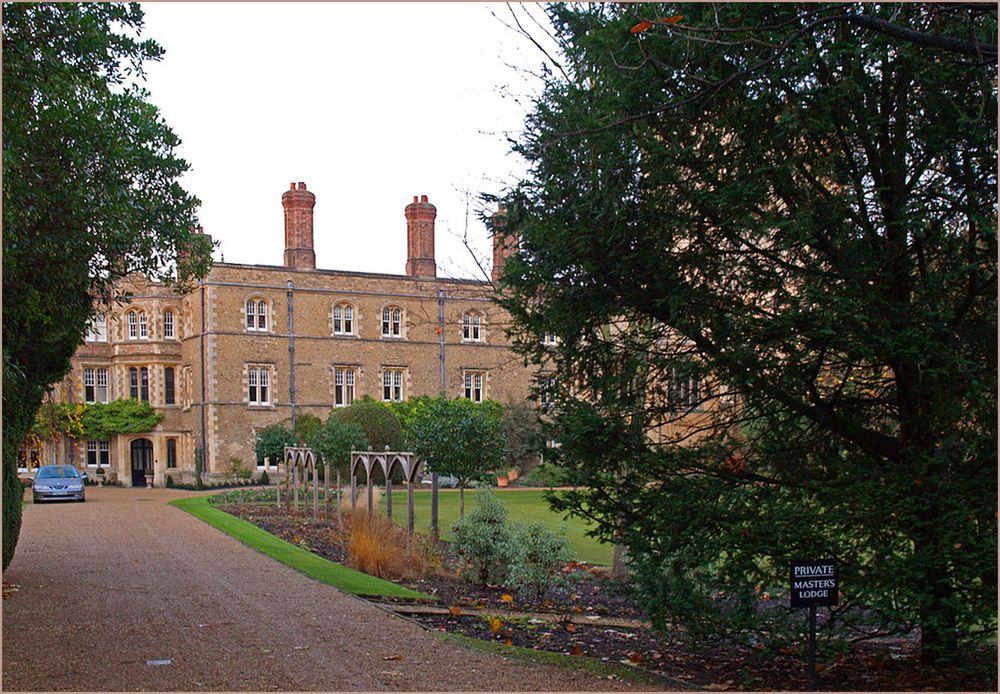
(139, 2, 554, 280)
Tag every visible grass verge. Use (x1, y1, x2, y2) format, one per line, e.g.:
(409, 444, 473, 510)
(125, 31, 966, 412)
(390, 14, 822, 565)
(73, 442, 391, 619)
(436, 631, 676, 687)
(169, 496, 428, 600)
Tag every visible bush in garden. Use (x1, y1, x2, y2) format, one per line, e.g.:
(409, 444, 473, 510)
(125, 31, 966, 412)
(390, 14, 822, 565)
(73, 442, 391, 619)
(519, 461, 572, 488)
(450, 489, 519, 586)
(258, 469, 269, 485)
(343, 507, 440, 580)
(508, 521, 570, 600)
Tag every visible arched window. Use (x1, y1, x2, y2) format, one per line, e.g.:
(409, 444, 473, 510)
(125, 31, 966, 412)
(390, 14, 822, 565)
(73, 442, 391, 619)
(381, 306, 402, 338)
(126, 310, 148, 340)
(333, 302, 355, 335)
(163, 309, 176, 339)
(246, 298, 268, 332)
(462, 312, 484, 342)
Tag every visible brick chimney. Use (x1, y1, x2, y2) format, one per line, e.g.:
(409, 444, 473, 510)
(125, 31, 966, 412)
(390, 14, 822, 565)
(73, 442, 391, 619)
(405, 195, 437, 278)
(282, 182, 316, 270)
(491, 204, 517, 284)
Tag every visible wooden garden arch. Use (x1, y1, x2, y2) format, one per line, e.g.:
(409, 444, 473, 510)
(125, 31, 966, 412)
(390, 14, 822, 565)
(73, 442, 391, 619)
(282, 446, 320, 520)
(350, 451, 423, 533)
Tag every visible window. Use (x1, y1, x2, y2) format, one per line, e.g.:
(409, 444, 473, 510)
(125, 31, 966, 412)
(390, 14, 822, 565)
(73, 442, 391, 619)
(86, 440, 110, 467)
(246, 298, 268, 332)
(333, 303, 355, 335)
(382, 369, 404, 402)
(129, 367, 149, 402)
(85, 315, 107, 342)
(464, 370, 485, 403)
(84, 367, 110, 404)
(163, 310, 175, 339)
(381, 306, 402, 337)
(334, 367, 357, 407)
(126, 310, 148, 340)
(164, 367, 175, 405)
(166, 439, 177, 468)
(667, 368, 701, 411)
(539, 376, 557, 411)
(542, 331, 558, 346)
(462, 312, 483, 342)
(248, 365, 270, 406)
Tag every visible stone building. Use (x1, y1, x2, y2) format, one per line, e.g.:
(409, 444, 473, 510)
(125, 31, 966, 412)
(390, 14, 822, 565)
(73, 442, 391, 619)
(33, 183, 532, 487)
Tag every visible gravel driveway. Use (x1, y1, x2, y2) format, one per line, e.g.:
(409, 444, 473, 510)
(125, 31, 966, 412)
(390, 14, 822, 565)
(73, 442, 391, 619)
(3, 487, 658, 691)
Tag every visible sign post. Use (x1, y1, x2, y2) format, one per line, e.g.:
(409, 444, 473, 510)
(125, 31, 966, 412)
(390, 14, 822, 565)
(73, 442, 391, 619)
(790, 559, 838, 691)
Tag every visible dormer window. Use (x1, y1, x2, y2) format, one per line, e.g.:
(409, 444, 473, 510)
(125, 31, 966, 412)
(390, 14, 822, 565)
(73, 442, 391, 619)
(126, 310, 148, 340)
(246, 298, 268, 332)
(333, 302, 355, 335)
(382, 306, 402, 338)
(462, 312, 483, 342)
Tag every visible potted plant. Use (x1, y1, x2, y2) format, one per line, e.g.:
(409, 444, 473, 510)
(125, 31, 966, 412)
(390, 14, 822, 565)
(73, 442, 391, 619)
(144, 471, 154, 488)
(496, 473, 509, 487)
(507, 467, 519, 482)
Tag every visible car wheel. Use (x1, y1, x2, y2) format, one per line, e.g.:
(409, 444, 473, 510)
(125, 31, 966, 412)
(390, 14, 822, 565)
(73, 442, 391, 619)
(32, 495, 40, 504)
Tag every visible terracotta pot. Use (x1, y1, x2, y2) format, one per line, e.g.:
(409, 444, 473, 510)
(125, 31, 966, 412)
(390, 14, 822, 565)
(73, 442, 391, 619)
(507, 470, 519, 481)
(496, 477, 509, 487)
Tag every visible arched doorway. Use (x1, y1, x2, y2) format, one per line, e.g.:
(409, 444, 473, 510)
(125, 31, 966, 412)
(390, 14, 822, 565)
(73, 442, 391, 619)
(130, 438, 153, 487)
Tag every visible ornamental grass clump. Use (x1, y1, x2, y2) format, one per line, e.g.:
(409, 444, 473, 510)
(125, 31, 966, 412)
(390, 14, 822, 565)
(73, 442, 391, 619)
(450, 489, 520, 586)
(342, 507, 440, 581)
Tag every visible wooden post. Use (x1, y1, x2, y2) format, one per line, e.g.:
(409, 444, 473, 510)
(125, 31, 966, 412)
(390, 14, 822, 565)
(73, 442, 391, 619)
(312, 461, 319, 521)
(351, 466, 357, 512)
(367, 469, 373, 516)
(324, 464, 330, 523)
(407, 479, 414, 534)
(386, 471, 393, 521)
(293, 465, 299, 513)
(337, 468, 342, 527)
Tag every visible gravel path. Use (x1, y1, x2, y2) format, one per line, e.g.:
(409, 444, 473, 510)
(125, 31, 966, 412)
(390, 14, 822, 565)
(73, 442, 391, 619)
(3, 487, 659, 691)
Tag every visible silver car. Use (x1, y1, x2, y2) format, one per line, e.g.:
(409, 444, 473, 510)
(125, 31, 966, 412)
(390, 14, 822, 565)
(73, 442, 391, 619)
(32, 465, 86, 503)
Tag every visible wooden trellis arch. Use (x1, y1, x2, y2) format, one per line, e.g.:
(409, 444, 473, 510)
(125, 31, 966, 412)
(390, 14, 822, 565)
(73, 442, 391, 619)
(280, 446, 320, 520)
(350, 451, 423, 533)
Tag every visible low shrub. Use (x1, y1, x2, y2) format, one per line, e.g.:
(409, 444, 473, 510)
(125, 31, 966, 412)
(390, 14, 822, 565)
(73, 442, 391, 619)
(258, 469, 269, 486)
(165, 475, 174, 488)
(507, 521, 570, 600)
(518, 461, 572, 488)
(450, 489, 519, 585)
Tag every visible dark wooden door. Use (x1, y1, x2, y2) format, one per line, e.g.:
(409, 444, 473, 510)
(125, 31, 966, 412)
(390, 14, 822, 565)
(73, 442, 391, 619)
(130, 439, 152, 487)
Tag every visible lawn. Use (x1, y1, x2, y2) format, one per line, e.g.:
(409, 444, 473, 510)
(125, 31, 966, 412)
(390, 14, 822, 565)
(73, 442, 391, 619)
(377, 487, 612, 566)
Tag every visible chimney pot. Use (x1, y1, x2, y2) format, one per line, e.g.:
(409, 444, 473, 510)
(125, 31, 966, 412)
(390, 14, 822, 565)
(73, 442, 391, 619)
(412, 195, 419, 203)
(405, 195, 437, 277)
(420, 194, 428, 203)
(298, 182, 306, 190)
(289, 182, 296, 190)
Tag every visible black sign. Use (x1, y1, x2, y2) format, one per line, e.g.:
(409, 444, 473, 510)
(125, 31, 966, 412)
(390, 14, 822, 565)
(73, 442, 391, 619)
(790, 559, 838, 608)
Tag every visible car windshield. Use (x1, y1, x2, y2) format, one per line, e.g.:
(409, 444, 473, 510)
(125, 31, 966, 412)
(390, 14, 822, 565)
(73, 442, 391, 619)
(36, 466, 80, 479)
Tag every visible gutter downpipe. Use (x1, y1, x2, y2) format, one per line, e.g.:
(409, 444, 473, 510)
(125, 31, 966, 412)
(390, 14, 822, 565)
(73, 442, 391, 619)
(199, 280, 208, 477)
(288, 280, 297, 432)
(431, 289, 445, 537)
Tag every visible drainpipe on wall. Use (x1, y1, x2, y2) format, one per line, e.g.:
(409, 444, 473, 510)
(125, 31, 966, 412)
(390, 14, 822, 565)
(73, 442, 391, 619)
(431, 289, 445, 537)
(287, 280, 297, 432)
(199, 279, 208, 477)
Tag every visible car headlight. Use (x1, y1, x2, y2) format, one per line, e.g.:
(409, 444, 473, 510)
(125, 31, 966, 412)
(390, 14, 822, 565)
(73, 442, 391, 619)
(34, 484, 50, 491)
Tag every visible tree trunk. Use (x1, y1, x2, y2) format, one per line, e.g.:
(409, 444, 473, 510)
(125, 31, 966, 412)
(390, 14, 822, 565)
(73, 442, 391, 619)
(459, 484, 465, 519)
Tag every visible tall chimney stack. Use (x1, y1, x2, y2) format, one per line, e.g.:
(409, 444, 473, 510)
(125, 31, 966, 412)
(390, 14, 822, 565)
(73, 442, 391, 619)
(282, 182, 316, 270)
(405, 194, 436, 277)
(491, 203, 517, 284)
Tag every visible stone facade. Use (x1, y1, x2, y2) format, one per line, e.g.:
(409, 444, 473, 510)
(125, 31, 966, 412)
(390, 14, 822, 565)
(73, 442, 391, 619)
(35, 185, 532, 487)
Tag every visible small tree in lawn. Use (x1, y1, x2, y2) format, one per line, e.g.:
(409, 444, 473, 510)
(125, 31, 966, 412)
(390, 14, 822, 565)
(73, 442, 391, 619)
(254, 424, 298, 467)
(294, 413, 323, 447)
(310, 417, 368, 515)
(407, 397, 507, 518)
(331, 397, 404, 451)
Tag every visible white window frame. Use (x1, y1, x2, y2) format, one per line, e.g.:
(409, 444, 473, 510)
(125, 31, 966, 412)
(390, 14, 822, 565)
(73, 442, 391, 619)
(248, 365, 271, 407)
(86, 440, 110, 468)
(246, 298, 269, 332)
(334, 367, 357, 407)
(540, 376, 557, 410)
(381, 306, 402, 338)
(84, 366, 108, 403)
(542, 331, 558, 346)
(667, 368, 701, 411)
(464, 370, 485, 403)
(163, 310, 175, 339)
(382, 368, 404, 402)
(462, 313, 483, 342)
(85, 315, 107, 342)
(138, 311, 148, 339)
(333, 303, 355, 335)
